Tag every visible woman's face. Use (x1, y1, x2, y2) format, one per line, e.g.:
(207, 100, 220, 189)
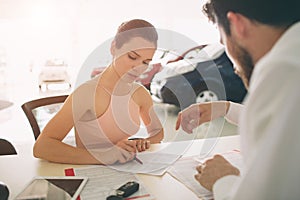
(112, 37, 156, 83)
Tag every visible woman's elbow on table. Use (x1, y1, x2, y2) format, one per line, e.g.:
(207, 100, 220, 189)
(33, 139, 43, 158)
(32, 137, 52, 159)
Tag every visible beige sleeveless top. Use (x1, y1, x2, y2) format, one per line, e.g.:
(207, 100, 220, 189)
(75, 82, 141, 149)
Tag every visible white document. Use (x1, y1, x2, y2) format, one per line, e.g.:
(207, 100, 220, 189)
(73, 166, 154, 200)
(110, 152, 182, 176)
(168, 157, 213, 200)
(167, 150, 243, 200)
(109, 141, 190, 176)
(194, 150, 244, 174)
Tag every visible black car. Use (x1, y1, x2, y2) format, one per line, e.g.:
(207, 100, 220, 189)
(150, 47, 247, 110)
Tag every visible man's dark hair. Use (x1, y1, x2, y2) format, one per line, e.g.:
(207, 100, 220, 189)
(203, 0, 300, 35)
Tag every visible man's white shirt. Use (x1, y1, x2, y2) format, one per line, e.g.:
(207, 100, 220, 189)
(214, 22, 300, 200)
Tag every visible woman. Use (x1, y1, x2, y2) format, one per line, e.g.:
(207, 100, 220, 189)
(33, 19, 164, 165)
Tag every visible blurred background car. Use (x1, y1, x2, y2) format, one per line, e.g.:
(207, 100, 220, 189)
(135, 63, 162, 90)
(38, 59, 71, 90)
(150, 43, 247, 110)
(90, 66, 107, 79)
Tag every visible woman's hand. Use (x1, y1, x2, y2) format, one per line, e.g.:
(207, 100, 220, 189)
(135, 139, 150, 152)
(176, 101, 229, 134)
(116, 139, 137, 153)
(90, 146, 135, 165)
(128, 138, 150, 152)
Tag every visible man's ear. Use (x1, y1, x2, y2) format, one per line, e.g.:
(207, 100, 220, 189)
(110, 40, 116, 55)
(227, 12, 250, 39)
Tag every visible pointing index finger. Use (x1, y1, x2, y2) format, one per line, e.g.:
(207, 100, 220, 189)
(175, 112, 182, 130)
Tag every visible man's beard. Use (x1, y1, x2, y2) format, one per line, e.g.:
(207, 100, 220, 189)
(232, 43, 254, 89)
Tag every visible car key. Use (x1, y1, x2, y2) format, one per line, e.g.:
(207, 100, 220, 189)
(116, 181, 139, 197)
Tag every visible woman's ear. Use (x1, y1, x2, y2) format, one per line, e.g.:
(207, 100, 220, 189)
(110, 40, 116, 55)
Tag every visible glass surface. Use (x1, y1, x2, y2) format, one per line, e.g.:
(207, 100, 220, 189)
(34, 103, 64, 132)
(15, 177, 87, 200)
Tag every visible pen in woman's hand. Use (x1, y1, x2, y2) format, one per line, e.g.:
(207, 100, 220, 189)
(134, 155, 143, 165)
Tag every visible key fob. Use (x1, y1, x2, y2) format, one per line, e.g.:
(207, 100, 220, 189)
(106, 195, 123, 200)
(116, 181, 139, 197)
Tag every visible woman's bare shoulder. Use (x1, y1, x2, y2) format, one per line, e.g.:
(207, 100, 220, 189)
(132, 83, 152, 104)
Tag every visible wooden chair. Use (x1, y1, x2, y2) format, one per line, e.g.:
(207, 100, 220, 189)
(0, 138, 17, 155)
(21, 95, 68, 140)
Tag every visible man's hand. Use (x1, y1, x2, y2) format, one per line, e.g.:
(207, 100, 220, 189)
(176, 101, 229, 134)
(195, 155, 240, 191)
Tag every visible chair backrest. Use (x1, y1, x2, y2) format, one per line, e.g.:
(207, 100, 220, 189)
(0, 138, 17, 155)
(21, 95, 68, 140)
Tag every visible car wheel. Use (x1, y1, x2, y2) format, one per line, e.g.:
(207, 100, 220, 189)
(196, 90, 218, 103)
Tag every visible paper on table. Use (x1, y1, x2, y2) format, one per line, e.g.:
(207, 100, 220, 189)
(194, 150, 244, 174)
(220, 150, 243, 173)
(73, 139, 189, 177)
(167, 150, 243, 200)
(110, 152, 182, 176)
(167, 157, 213, 200)
(109, 140, 193, 176)
(73, 166, 154, 200)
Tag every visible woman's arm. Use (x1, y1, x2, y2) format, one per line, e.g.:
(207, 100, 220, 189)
(135, 86, 164, 144)
(33, 84, 134, 165)
(33, 93, 102, 164)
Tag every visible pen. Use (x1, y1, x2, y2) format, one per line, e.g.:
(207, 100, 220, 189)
(134, 155, 143, 165)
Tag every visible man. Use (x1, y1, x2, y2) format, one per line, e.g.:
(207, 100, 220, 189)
(176, 0, 300, 199)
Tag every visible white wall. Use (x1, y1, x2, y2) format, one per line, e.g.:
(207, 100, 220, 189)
(0, 0, 219, 85)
